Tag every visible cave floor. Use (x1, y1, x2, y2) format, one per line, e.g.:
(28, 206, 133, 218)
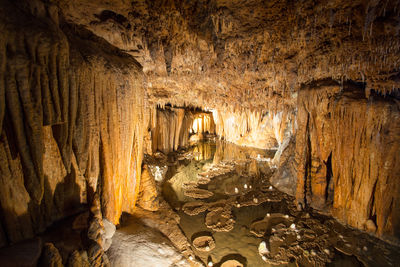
(160, 140, 400, 266)
(110, 140, 400, 267)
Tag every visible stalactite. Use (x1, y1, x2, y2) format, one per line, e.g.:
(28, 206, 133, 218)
(148, 106, 215, 154)
(212, 108, 295, 150)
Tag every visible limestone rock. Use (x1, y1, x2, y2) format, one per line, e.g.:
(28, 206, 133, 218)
(205, 206, 235, 232)
(149, 107, 214, 154)
(101, 219, 115, 251)
(102, 239, 112, 252)
(295, 81, 400, 241)
(192, 235, 215, 252)
(137, 165, 159, 211)
(365, 220, 377, 234)
(0, 0, 400, 248)
(88, 242, 110, 267)
(88, 195, 104, 245)
(250, 213, 294, 238)
(220, 259, 244, 267)
(0, 0, 145, 246)
(182, 201, 209, 216)
(59, 0, 400, 112)
(39, 243, 63, 267)
(102, 219, 116, 240)
(106, 218, 189, 267)
(270, 138, 297, 196)
(184, 188, 214, 199)
(67, 250, 89, 267)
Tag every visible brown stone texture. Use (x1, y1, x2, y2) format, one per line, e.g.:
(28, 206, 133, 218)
(0, 0, 145, 246)
(270, 137, 297, 195)
(55, 0, 400, 115)
(213, 109, 295, 149)
(39, 243, 64, 267)
(0, 237, 42, 267)
(147, 106, 215, 154)
(192, 235, 215, 252)
(295, 80, 400, 242)
(137, 165, 160, 211)
(0, 0, 399, 246)
(67, 250, 90, 267)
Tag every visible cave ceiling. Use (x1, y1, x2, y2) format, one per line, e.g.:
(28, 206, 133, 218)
(55, 0, 400, 111)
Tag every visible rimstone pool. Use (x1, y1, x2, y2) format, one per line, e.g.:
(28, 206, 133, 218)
(146, 139, 400, 267)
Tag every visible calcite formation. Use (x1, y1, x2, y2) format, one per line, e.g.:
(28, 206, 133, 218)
(192, 235, 216, 252)
(137, 165, 159, 211)
(295, 81, 400, 242)
(213, 109, 295, 149)
(146, 106, 215, 154)
(250, 213, 295, 238)
(220, 259, 244, 267)
(184, 188, 214, 199)
(57, 0, 400, 110)
(0, 0, 145, 248)
(205, 206, 235, 232)
(182, 201, 209, 216)
(0, 0, 399, 256)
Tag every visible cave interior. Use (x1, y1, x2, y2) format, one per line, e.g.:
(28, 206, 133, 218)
(0, 0, 399, 266)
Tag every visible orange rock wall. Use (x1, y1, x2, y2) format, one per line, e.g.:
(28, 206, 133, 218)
(148, 106, 215, 154)
(0, 2, 145, 246)
(295, 81, 400, 242)
(213, 109, 295, 150)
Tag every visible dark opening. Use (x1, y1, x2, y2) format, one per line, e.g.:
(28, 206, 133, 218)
(325, 152, 334, 206)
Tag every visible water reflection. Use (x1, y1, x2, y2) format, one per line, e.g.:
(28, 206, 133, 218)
(159, 140, 396, 267)
(192, 140, 215, 161)
(164, 140, 275, 206)
(162, 140, 283, 266)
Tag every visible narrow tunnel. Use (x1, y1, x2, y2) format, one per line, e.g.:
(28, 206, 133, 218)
(0, 0, 399, 266)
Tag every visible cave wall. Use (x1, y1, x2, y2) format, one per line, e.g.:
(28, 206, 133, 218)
(146, 106, 215, 154)
(295, 80, 400, 242)
(0, 1, 145, 246)
(213, 108, 295, 150)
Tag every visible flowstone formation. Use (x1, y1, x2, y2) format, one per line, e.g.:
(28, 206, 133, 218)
(295, 81, 400, 242)
(0, 0, 144, 265)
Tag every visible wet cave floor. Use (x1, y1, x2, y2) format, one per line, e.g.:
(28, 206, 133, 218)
(145, 139, 399, 267)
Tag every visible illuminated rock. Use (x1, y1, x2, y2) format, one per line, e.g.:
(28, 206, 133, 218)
(192, 235, 215, 252)
(184, 188, 214, 199)
(137, 165, 159, 211)
(220, 259, 244, 267)
(295, 81, 400, 240)
(250, 213, 294, 237)
(205, 207, 235, 232)
(182, 201, 209, 216)
(0, 1, 145, 246)
(1, 0, 400, 252)
(148, 107, 215, 154)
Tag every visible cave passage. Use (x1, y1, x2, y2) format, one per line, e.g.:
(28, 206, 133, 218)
(1, 0, 400, 266)
(108, 107, 399, 267)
